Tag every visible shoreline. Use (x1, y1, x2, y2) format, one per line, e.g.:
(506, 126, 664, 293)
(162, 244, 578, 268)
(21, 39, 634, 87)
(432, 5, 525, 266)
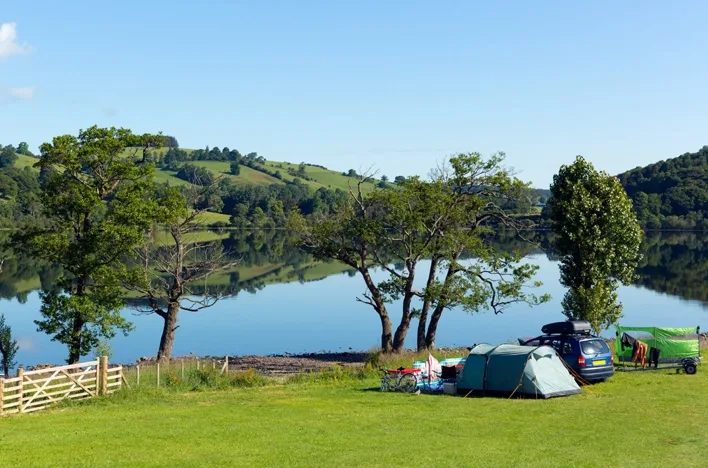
(22, 336, 707, 375)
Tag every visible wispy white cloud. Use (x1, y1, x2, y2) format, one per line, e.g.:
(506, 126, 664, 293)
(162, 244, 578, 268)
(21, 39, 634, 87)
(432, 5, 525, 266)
(9, 86, 34, 100)
(0, 86, 36, 104)
(0, 22, 32, 62)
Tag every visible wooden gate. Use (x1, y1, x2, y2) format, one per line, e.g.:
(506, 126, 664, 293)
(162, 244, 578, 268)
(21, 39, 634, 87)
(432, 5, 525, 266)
(0, 357, 124, 416)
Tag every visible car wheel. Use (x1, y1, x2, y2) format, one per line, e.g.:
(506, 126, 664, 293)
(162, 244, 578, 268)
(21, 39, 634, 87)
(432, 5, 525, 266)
(684, 364, 697, 375)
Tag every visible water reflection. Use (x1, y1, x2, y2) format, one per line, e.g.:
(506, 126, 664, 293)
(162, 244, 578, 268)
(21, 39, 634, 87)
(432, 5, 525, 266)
(1, 230, 707, 366)
(1, 230, 707, 309)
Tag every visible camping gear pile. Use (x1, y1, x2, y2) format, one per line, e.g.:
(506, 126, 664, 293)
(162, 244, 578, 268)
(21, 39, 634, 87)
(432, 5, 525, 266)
(380, 355, 465, 393)
(615, 326, 701, 374)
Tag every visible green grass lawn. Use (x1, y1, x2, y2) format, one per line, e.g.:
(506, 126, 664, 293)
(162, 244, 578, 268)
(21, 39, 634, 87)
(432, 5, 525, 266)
(2, 363, 707, 467)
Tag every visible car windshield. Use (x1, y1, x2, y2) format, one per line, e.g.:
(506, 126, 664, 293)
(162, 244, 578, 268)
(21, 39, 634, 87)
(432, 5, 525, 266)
(580, 339, 610, 355)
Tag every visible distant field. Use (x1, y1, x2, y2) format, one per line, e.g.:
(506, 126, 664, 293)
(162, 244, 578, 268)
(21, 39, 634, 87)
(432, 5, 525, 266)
(262, 161, 378, 193)
(14, 154, 39, 170)
(189, 161, 284, 186)
(12, 147, 378, 193)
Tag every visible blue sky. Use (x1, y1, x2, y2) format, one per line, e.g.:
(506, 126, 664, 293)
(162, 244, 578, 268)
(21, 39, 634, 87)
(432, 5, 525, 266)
(1, 1, 707, 187)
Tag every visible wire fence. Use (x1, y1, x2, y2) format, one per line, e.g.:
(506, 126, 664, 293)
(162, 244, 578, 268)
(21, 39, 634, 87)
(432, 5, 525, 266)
(121, 357, 266, 389)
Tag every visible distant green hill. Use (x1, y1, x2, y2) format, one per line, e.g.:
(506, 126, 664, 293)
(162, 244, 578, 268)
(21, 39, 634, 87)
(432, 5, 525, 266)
(14, 153, 39, 169)
(617, 146, 708, 230)
(115, 147, 378, 192)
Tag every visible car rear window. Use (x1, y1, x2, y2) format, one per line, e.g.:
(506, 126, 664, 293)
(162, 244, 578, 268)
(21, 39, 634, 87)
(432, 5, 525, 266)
(580, 339, 610, 355)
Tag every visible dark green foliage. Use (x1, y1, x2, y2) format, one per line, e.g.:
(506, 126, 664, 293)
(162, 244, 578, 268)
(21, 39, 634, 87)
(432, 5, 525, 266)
(547, 156, 643, 333)
(159, 147, 189, 170)
(17, 142, 34, 156)
(176, 164, 215, 186)
(618, 146, 708, 229)
(230, 160, 240, 176)
(0, 313, 19, 377)
(163, 135, 179, 148)
(0, 146, 18, 168)
(13, 126, 164, 363)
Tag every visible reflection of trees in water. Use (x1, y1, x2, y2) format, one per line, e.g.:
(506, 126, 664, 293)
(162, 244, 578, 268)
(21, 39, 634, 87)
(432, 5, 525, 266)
(490, 230, 708, 305)
(0, 252, 63, 302)
(633, 232, 708, 304)
(129, 229, 352, 306)
(3, 229, 708, 306)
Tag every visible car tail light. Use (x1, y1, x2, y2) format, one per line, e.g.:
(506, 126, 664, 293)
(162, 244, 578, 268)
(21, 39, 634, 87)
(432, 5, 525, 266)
(611, 355, 614, 364)
(577, 356, 586, 367)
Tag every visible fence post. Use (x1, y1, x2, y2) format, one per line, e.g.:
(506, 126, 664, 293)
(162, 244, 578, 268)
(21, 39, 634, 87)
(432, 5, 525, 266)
(94, 358, 100, 396)
(213, 360, 216, 370)
(181, 360, 185, 379)
(224, 355, 229, 375)
(197, 359, 200, 371)
(100, 356, 108, 396)
(136, 365, 140, 386)
(0, 377, 4, 416)
(17, 365, 24, 413)
(156, 362, 160, 387)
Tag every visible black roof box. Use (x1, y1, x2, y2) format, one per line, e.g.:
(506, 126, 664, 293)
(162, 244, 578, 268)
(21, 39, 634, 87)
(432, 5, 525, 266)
(541, 320, 592, 335)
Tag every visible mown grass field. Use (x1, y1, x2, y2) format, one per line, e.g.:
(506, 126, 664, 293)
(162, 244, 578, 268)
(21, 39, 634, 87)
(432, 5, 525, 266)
(2, 359, 707, 467)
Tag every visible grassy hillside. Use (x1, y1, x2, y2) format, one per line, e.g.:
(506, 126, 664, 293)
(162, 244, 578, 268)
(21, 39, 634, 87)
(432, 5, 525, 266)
(190, 161, 284, 186)
(617, 146, 708, 229)
(14, 153, 39, 169)
(14, 147, 379, 193)
(2, 359, 707, 467)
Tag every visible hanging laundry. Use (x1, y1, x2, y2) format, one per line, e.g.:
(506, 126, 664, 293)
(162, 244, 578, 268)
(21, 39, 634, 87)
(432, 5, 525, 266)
(632, 340, 648, 368)
(647, 347, 661, 368)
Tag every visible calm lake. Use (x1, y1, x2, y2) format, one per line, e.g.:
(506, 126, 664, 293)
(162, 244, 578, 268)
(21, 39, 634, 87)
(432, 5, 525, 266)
(1, 231, 706, 367)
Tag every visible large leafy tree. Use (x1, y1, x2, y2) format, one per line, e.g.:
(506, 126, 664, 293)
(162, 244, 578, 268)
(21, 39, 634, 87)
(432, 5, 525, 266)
(13, 126, 165, 363)
(547, 156, 643, 333)
(294, 153, 549, 353)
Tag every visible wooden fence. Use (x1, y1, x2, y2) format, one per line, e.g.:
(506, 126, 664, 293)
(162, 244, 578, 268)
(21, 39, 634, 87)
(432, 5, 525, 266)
(0, 356, 124, 416)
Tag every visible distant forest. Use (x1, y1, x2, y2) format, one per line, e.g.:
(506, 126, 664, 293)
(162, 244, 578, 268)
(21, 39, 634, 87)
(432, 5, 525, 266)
(617, 146, 708, 230)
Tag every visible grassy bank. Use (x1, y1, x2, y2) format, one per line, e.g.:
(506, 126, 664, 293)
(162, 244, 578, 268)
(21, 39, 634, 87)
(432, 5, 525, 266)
(2, 358, 707, 467)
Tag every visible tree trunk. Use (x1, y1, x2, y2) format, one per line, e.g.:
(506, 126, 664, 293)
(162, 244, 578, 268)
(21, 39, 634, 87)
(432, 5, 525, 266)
(392, 262, 416, 353)
(156, 301, 180, 362)
(68, 314, 84, 364)
(68, 278, 87, 364)
(417, 255, 439, 352)
(379, 311, 393, 353)
(424, 253, 460, 350)
(425, 304, 445, 350)
(359, 263, 393, 353)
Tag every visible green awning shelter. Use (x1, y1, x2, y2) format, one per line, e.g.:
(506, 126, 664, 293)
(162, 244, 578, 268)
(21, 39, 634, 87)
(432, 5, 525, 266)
(456, 344, 581, 399)
(615, 326, 700, 364)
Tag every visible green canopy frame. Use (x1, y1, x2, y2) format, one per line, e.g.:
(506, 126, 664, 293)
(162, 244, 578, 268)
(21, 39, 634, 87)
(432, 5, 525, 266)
(615, 326, 701, 369)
